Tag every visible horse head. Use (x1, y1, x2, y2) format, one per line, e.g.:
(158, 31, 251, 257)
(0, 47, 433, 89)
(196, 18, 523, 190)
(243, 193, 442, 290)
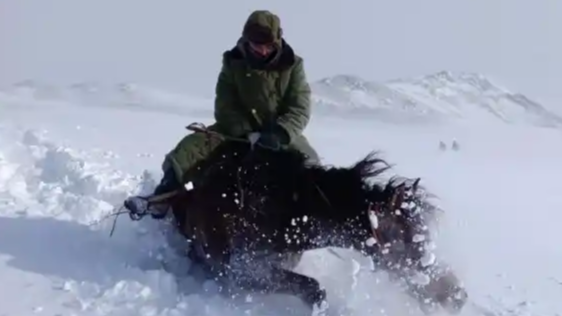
(366, 178, 427, 268)
(362, 176, 468, 314)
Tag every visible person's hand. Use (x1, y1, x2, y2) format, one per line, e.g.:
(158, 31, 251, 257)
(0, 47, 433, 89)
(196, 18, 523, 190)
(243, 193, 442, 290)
(257, 132, 282, 150)
(247, 132, 282, 150)
(123, 196, 170, 220)
(247, 132, 262, 147)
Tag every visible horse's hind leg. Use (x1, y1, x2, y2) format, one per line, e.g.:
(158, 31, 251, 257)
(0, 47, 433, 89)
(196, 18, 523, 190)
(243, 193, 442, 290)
(241, 267, 327, 313)
(186, 245, 216, 280)
(278, 269, 327, 311)
(279, 251, 304, 270)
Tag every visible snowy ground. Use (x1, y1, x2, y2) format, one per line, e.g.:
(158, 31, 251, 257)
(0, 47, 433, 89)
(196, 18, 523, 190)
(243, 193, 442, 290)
(1, 92, 562, 316)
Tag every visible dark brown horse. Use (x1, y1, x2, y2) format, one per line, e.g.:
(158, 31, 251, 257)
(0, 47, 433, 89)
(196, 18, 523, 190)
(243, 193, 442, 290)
(137, 125, 468, 315)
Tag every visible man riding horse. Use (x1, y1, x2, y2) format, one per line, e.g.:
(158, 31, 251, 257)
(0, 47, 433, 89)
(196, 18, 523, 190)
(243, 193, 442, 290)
(127, 10, 319, 215)
(124, 10, 469, 315)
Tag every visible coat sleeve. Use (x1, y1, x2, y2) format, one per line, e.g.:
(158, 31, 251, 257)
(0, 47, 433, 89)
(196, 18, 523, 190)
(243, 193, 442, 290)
(213, 59, 254, 137)
(275, 58, 312, 144)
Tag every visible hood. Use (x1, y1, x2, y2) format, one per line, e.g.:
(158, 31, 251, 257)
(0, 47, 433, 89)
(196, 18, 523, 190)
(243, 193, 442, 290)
(242, 10, 283, 46)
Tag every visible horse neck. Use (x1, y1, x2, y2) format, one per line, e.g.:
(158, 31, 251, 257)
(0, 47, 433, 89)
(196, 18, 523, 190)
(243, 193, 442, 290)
(303, 167, 370, 220)
(286, 167, 372, 250)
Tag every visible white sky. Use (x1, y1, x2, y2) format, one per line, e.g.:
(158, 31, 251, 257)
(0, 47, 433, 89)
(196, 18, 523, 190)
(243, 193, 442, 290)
(1, 0, 561, 105)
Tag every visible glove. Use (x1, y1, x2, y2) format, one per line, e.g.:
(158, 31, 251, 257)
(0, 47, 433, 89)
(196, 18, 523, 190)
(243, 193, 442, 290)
(247, 125, 289, 151)
(247, 132, 282, 150)
(123, 195, 171, 220)
(123, 195, 149, 220)
(123, 168, 178, 220)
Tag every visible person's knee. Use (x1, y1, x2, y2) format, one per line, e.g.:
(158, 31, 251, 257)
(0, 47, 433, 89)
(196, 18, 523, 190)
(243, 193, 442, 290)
(305, 149, 320, 164)
(301, 145, 319, 164)
(162, 133, 208, 181)
(163, 129, 224, 183)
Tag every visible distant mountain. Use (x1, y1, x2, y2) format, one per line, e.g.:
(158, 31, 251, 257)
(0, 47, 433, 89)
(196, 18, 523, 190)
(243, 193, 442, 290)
(311, 71, 562, 128)
(3, 70, 561, 128)
(311, 74, 437, 124)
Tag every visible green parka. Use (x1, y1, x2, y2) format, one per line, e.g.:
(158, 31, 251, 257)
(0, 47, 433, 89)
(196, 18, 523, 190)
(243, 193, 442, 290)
(214, 10, 312, 145)
(164, 10, 319, 184)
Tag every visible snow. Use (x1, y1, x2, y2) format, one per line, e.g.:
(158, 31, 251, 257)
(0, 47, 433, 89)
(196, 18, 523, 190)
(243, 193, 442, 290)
(2, 80, 562, 316)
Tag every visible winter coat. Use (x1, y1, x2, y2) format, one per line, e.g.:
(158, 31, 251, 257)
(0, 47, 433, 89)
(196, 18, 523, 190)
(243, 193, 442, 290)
(163, 10, 318, 184)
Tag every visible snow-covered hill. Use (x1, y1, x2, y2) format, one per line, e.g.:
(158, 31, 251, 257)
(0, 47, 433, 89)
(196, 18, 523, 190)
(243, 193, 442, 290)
(312, 71, 562, 127)
(2, 86, 562, 316)
(3, 70, 561, 129)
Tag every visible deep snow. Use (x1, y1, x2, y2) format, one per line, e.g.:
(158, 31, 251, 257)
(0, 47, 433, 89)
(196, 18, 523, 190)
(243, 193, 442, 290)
(1, 88, 562, 316)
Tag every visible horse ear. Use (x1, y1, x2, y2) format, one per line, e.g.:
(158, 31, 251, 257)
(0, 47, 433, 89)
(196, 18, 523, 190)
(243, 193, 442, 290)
(382, 180, 394, 197)
(390, 182, 406, 209)
(412, 178, 421, 192)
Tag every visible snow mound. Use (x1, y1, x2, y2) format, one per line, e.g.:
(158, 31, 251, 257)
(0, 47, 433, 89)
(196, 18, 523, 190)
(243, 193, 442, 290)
(312, 71, 562, 128)
(0, 128, 140, 223)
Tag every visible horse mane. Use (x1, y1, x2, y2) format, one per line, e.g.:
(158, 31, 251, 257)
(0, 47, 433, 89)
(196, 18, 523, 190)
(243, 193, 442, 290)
(350, 151, 393, 181)
(298, 151, 393, 220)
(194, 139, 441, 223)
(189, 140, 390, 222)
(181, 137, 442, 254)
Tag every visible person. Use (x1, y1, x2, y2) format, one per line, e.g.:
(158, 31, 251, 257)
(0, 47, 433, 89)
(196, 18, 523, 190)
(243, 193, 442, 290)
(124, 10, 319, 218)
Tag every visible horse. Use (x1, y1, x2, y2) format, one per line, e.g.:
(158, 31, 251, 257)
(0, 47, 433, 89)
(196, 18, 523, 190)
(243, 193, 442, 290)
(135, 123, 468, 315)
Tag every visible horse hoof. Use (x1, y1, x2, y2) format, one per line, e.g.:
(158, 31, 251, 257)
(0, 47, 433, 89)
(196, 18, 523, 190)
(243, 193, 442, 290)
(311, 300, 329, 316)
(304, 287, 327, 308)
(441, 289, 468, 314)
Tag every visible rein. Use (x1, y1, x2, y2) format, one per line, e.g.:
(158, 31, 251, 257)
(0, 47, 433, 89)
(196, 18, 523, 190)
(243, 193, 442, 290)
(186, 122, 334, 208)
(185, 122, 278, 150)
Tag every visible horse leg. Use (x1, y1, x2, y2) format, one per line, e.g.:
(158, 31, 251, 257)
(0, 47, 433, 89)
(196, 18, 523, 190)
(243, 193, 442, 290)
(274, 268, 327, 310)
(236, 267, 327, 313)
(279, 251, 304, 270)
(224, 247, 326, 312)
(186, 243, 215, 279)
(407, 264, 468, 314)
